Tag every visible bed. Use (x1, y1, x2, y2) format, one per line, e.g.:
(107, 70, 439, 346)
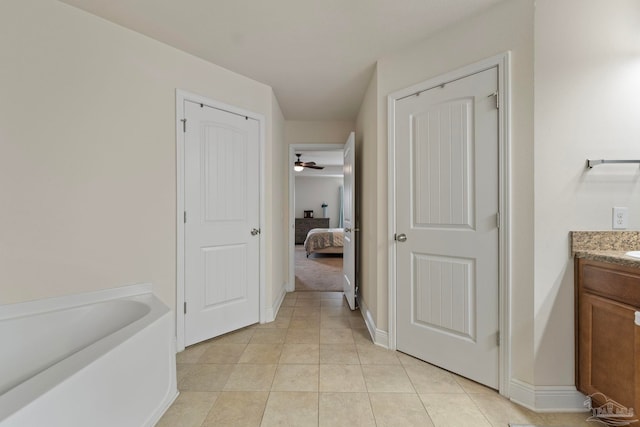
(303, 228, 344, 257)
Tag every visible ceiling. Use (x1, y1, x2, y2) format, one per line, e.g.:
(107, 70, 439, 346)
(58, 0, 503, 120)
(295, 150, 343, 177)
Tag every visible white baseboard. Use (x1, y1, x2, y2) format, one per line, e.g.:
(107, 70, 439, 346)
(509, 379, 588, 412)
(359, 296, 389, 348)
(264, 283, 287, 322)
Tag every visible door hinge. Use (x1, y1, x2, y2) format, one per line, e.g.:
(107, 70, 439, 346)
(184, 211, 187, 223)
(184, 301, 187, 314)
(496, 212, 500, 229)
(180, 118, 187, 132)
(496, 331, 500, 346)
(489, 91, 499, 109)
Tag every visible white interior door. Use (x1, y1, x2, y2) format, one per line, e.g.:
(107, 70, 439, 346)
(184, 100, 260, 346)
(394, 67, 500, 388)
(343, 132, 356, 310)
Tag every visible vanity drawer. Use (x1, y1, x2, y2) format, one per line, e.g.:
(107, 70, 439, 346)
(578, 259, 640, 307)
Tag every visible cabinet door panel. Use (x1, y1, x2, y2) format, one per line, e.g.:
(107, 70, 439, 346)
(578, 292, 637, 411)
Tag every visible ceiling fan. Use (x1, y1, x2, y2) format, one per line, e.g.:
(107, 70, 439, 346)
(294, 153, 324, 171)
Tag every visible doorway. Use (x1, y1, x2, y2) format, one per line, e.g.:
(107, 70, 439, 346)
(289, 145, 345, 294)
(388, 54, 511, 394)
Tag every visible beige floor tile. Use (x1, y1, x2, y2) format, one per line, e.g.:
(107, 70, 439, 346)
(420, 393, 492, 427)
(176, 343, 211, 364)
(223, 364, 277, 391)
(540, 411, 593, 426)
(295, 298, 321, 307)
(404, 363, 465, 394)
(279, 343, 320, 364)
(156, 391, 218, 427)
(292, 307, 321, 318)
(289, 317, 321, 329)
(319, 392, 376, 427)
(319, 364, 367, 392)
(320, 316, 352, 329)
(167, 291, 576, 427)
(296, 291, 324, 299)
(260, 392, 319, 427)
(320, 292, 343, 299)
(320, 328, 355, 344)
(321, 307, 350, 317)
(453, 374, 499, 395)
(396, 352, 425, 366)
(369, 393, 435, 427)
(320, 343, 360, 364)
(362, 364, 415, 392)
(352, 328, 374, 345)
(285, 327, 320, 344)
(212, 327, 256, 344)
(291, 308, 320, 323)
(356, 343, 401, 365)
(176, 363, 197, 384)
(271, 364, 319, 391)
(198, 343, 247, 364)
(249, 329, 288, 344)
(348, 316, 367, 329)
(202, 391, 269, 427)
(255, 317, 291, 329)
(321, 298, 346, 307)
(178, 364, 235, 391)
(281, 298, 297, 307)
(275, 307, 294, 319)
(239, 344, 283, 364)
(470, 393, 545, 426)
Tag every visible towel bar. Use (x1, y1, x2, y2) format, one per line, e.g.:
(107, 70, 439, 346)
(586, 159, 640, 169)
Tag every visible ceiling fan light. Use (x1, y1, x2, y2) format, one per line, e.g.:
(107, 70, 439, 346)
(294, 165, 304, 172)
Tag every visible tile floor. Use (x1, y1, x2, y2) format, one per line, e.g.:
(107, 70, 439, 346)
(157, 291, 591, 427)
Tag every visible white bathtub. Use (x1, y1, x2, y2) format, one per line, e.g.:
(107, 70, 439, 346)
(0, 284, 178, 427)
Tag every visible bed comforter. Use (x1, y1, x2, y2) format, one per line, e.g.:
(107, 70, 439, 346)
(304, 228, 344, 256)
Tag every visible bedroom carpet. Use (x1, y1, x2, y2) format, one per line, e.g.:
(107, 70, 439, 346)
(295, 246, 343, 292)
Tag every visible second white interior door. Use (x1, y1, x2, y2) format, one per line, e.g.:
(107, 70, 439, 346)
(394, 67, 500, 389)
(184, 100, 260, 346)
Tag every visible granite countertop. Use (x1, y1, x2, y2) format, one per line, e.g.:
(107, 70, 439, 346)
(571, 231, 640, 268)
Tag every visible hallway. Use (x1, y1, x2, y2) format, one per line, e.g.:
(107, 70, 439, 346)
(158, 291, 589, 426)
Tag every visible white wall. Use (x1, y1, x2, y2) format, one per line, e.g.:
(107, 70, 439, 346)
(534, 0, 640, 386)
(294, 177, 343, 228)
(284, 121, 355, 145)
(0, 0, 282, 317)
(355, 67, 379, 327)
(266, 93, 287, 310)
(366, 0, 535, 383)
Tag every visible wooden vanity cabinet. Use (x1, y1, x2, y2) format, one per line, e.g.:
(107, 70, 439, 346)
(575, 258, 640, 416)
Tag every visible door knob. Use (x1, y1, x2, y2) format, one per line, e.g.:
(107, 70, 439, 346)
(251, 228, 261, 236)
(345, 227, 351, 233)
(395, 233, 407, 243)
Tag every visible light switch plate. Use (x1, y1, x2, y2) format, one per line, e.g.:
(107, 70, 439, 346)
(613, 207, 629, 229)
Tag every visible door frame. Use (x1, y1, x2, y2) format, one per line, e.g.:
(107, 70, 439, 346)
(387, 52, 512, 395)
(175, 89, 266, 352)
(287, 144, 345, 292)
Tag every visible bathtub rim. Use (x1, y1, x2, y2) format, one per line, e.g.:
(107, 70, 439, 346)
(0, 283, 155, 321)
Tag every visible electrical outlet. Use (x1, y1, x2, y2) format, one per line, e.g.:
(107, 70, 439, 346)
(613, 207, 629, 229)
